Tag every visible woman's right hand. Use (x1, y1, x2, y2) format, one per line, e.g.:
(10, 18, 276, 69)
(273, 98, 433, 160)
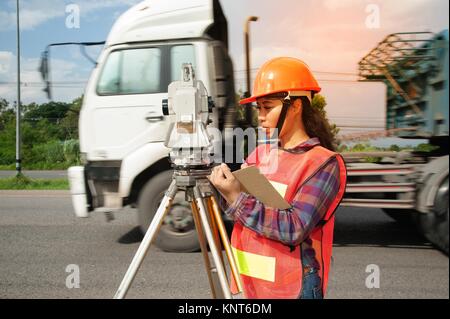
(208, 163, 242, 205)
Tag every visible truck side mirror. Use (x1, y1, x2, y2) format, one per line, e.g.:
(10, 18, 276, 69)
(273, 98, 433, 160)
(39, 50, 52, 100)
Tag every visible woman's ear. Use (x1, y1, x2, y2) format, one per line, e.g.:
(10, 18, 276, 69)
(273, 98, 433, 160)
(292, 98, 302, 113)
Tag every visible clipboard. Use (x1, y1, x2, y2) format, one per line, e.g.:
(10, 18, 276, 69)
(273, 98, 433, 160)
(232, 166, 291, 210)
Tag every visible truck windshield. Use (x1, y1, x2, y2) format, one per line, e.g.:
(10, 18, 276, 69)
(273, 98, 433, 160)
(96, 44, 196, 96)
(97, 47, 162, 95)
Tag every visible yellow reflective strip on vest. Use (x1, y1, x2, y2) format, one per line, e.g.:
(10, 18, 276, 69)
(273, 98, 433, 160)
(269, 180, 288, 197)
(232, 247, 276, 282)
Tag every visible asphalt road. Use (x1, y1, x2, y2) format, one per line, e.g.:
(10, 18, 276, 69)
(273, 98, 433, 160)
(0, 170, 67, 179)
(0, 190, 448, 299)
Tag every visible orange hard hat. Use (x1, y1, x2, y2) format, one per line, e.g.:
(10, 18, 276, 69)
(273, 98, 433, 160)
(240, 57, 321, 105)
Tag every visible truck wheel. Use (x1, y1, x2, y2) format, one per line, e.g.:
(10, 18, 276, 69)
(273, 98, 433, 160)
(137, 170, 200, 252)
(414, 178, 449, 255)
(437, 206, 449, 254)
(431, 178, 449, 254)
(382, 209, 415, 224)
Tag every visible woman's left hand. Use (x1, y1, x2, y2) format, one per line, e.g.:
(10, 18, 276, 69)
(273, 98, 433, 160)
(208, 163, 242, 205)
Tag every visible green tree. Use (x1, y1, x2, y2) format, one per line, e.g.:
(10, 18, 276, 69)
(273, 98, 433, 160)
(0, 96, 84, 168)
(0, 98, 10, 113)
(312, 94, 340, 144)
(350, 143, 379, 152)
(0, 99, 14, 131)
(389, 144, 401, 152)
(60, 96, 82, 139)
(337, 144, 348, 152)
(23, 101, 71, 124)
(414, 143, 439, 153)
(0, 99, 15, 165)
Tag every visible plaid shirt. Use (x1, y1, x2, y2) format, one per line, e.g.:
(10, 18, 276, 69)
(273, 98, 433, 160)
(222, 138, 340, 257)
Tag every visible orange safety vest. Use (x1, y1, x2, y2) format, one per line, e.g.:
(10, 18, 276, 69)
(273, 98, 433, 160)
(230, 143, 347, 299)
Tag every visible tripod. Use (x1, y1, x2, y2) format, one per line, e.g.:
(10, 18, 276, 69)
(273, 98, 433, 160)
(114, 166, 244, 299)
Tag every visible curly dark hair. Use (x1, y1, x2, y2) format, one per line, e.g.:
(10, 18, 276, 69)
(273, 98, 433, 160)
(297, 96, 336, 152)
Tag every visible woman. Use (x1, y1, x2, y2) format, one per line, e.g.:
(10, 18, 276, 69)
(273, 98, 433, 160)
(208, 57, 347, 299)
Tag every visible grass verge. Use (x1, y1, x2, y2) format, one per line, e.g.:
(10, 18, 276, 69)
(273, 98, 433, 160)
(0, 174, 69, 190)
(0, 163, 74, 170)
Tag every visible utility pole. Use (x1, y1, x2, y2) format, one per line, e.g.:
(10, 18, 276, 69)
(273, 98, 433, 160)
(16, 0, 22, 175)
(244, 16, 258, 126)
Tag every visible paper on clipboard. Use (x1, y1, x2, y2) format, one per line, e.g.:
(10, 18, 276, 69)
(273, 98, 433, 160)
(232, 166, 291, 210)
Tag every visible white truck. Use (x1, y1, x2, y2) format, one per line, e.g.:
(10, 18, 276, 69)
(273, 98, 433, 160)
(56, 0, 238, 252)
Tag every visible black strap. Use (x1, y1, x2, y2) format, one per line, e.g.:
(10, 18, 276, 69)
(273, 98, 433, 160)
(271, 100, 290, 142)
(317, 220, 327, 226)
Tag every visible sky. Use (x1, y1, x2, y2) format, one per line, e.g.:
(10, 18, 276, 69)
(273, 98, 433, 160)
(0, 0, 448, 145)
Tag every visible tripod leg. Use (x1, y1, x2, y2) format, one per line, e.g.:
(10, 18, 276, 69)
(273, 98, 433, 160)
(193, 186, 232, 299)
(114, 180, 178, 299)
(190, 200, 217, 299)
(205, 198, 228, 299)
(206, 198, 226, 271)
(209, 196, 244, 297)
